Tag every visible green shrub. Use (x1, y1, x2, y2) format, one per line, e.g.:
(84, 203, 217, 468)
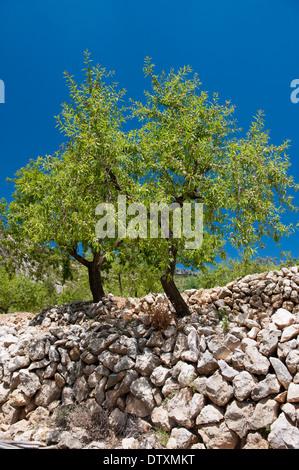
(194, 254, 298, 290)
(0, 266, 50, 313)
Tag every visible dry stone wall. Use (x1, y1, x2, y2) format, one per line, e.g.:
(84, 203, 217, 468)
(1, 266, 299, 449)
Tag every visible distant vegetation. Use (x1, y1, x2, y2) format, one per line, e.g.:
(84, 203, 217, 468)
(177, 253, 299, 291)
(1, 253, 298, 314)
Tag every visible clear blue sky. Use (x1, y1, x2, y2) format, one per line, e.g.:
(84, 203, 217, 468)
(0, 0, 299, 261)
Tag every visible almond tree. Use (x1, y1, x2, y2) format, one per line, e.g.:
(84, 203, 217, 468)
(131, 59, 299, 316)
(6, 53, 137, 302)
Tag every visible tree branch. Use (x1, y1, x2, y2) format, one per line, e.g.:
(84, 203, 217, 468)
(67, 247, 91, 268)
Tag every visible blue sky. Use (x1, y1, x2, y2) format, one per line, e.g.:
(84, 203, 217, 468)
(0, 0, 299, 262)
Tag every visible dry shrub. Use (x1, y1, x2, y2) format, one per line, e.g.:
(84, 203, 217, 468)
(112, 413, 142, 438)
(149, 303, 174, 331)
(52, 404, 143, 442)
(86, 408, 111, 441)
(52, 404, 111, 440)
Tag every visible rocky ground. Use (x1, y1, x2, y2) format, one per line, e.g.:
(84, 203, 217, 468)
(0, 268, 299, 449)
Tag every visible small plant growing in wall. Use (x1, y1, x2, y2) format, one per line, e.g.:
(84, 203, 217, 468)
(221, 315, 230, 333)
(216, 308, 230, 333)
(153, 427, 170, 447)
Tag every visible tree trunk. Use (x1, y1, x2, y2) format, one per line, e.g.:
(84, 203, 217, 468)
(68, 247, 106, 303)
(118, 272, 124, 297)
(160, 244, 190, 318)
(88, 261, 105, 302)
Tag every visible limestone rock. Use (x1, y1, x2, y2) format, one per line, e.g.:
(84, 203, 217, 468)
(177, 363, 196, 387)
(9, 389, 31, 407)
(196, 404, 224, 425)
(287, 383, 299, 402)
(271, 308, 296, 329)
(114, 356, 135, 373)
(205, 372, 234, 407)
(130, 377, 155, 411)
(166, 427, 197, 449)
(122, 437, 139, 449)
(151, 406, 172, 431)
(248, 398, 279, 431)
(28, 338, 46, 361)
(285, 349, 299, 374)
(224, 400, 254, 438)
(34, 380, 61, 407)
(167, 387, 193, 428)
(135, 349, 161, 375)
(281, 324, 299, 342)
(198, 421, 239, 449)
(268, 412, 299, 449)
(251, 374, 281, 401)
(270, 357, 293, 388)
(197, 350, 218, 375)
(256, 324, 281, 356)
(0, 383, 10, 404)
(241, 338, 270, 375)
(242, 432, 269, 449)
(107, 408, 127, 433)
(218, 359, 239, 381)
(17, 369, 41, 397)
(150, 366, 170, 387)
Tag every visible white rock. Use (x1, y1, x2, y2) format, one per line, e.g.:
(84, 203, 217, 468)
(166, 428, 197, 449)
(144, 294, 155, 304)
(0, 383, 10, 404)
(189, 393, 205, 419)
(251, 374, 281, 401)
(256, 324, 281, 356)
(177, 363, 196, 387)
(241, 338, 270, 375)
(233, 371, 257, 401)
(196, 404, 224, 425)
(18, 369, 41, 397)
(281, 403, 297, 423)
(224, 400, 254, 438)
(167, 388, 193, 428)
(218, 359, 239, 381)
(130, 377, 154, 410)
(205, 372, 234, 407)
(271, 308, 296, 329)
(150, 365, 170, 387)
(0, 334, 18, 347)
(270, 357, 293, 388)
(151, 406, 172, 431)
(122, 437, 139, 449)
(198, 421, 238, 449)
(242, 432, 269, 449)
(285, 349, 299, 374)
(248, 398, 279, 431)
(287, 383, 299, 402)
(268, 412, 299, 449)
(281, 324, 299, 343)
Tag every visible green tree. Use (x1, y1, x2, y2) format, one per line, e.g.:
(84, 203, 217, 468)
(4, 57, 299, 319)
(131, 59, 298, 316)
(105, 246, 162, 298)
(6, 53, 137, 302)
